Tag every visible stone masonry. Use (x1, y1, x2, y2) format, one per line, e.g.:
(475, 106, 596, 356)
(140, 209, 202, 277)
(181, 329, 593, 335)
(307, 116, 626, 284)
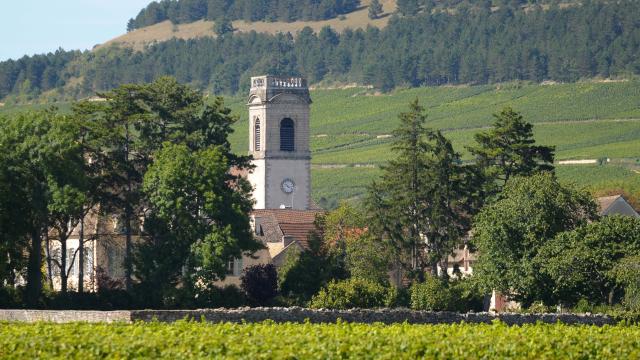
(0, 308, 615, 326)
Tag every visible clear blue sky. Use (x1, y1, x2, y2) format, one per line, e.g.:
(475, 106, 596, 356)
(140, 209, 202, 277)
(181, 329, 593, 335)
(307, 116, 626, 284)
(0, 0, 155, 61)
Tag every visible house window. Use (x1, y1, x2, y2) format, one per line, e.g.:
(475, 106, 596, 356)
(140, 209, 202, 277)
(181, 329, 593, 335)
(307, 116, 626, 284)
(254, 118, 261, 151)
(280, 118, 294, 151)
(226, 257, 243, 276)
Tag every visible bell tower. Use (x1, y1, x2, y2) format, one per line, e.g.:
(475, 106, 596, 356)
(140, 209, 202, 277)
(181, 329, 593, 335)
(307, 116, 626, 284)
(247, 76, 312, 210)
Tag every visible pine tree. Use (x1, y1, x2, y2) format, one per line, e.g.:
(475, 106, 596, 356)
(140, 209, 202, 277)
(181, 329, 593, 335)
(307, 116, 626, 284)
(367, 100, 480, 279)
(369, 0, 383, 19)
(214, 16, 233, 36)
(467, 107, 555, 193)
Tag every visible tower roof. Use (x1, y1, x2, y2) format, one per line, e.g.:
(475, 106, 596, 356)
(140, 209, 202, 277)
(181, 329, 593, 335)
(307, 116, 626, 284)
(248, 75, 312, 105)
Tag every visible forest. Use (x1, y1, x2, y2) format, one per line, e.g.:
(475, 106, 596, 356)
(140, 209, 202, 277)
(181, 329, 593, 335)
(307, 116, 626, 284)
(127, 0, 362, 30)
(0, 0, 639, 101)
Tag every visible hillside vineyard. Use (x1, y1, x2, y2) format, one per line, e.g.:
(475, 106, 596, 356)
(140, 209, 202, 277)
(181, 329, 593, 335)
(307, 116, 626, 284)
(1, 0, 639, 100)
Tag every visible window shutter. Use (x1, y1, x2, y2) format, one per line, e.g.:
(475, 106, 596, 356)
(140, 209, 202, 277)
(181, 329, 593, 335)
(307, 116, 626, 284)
(280, 118, 295, 151)
(255, 118, 261, 151)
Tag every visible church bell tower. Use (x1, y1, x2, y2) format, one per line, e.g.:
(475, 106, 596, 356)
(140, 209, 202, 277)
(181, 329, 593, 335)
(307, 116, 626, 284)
(247, 76, 312, 210)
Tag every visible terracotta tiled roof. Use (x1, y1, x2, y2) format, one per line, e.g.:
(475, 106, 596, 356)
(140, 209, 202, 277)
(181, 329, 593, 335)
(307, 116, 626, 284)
(252, 209, 324, 251)
(597, 195, 621, 214)
(279, 223, 318, 248)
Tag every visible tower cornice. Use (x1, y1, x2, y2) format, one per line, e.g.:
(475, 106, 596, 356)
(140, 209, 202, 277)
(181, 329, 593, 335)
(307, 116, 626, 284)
(248, 75, 312, 105)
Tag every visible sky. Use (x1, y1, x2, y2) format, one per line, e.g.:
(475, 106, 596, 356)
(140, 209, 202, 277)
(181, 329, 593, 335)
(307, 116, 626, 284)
(0, 0, 155, 61)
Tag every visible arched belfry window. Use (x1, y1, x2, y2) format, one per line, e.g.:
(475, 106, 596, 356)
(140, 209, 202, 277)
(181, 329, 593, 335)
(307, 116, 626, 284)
(254, 118, 261, 151)
(280, 118, 295, 152)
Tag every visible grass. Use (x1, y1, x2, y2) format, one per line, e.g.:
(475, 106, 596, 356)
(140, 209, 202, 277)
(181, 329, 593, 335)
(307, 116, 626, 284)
(311, 163, 640, 208)
(101, 0, 397, 51)
(228, 80, 640, 161)
(3, 80, 640, 208)
(2, 321, 640, 359)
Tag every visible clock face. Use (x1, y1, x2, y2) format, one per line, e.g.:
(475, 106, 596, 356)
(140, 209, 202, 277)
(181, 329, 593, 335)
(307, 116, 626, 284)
(281, 179, 295, 194)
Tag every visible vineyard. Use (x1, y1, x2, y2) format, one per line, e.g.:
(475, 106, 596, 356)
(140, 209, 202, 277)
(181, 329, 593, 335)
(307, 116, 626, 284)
(2, 80, 639, 207)
(1, 321, 640, 359)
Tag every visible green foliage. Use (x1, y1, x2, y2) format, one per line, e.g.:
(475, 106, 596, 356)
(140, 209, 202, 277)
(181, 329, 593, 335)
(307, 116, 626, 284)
(538, 216, 640, 306)
(345, 233, 393, 285)
(139, 142, 261, 299)
(472, 173, 598, 306)
(278, 225, 347, 304)
(3, 1, 640, 98)
(410, 276, 452, 311)
(240, 264, 278, 306)
(128, 0, 361, 30)
(213, 16, 233, 36)
(368, 100, 480, 275)
(368, 0, 383, 19)
(410, 276, 485, 312)
(4, 322, 640, 358)
(0, 109, 87, 303)
(468, 107, 555, 192)
(309, 278, 391, 309)
(613, 256, 640, 312)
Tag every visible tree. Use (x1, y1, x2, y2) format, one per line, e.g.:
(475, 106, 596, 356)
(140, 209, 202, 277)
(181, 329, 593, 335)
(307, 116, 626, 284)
(309, 278, 390, 309)
(241, 264, 278, 305)
(537, 216, 640, 307)
(368, 0, 383, 19)
(137, 142, 261, 303)
(0, 132, 31, 288)
(472, 173, 598, 306)
(367, 100, 480, 279)
(613, 255, 640, 311)
(214, 16, 233, 36)
(468, 107, 555, 193)
(75, 77, 247, 293)
(397, 0, 419, 16)
(278, 218, 346, 303)
(346, 233, 393, 285)
(0, 110, 87, 304)
(322, 202, 366, 271)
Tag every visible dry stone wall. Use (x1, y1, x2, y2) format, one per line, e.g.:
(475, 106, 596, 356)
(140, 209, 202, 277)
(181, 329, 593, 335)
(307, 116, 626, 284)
(0, 307, 615, 326)
(0, 310, 131, 323)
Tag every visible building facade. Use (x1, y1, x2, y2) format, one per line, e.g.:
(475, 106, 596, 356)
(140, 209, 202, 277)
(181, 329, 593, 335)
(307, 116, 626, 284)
(246, 76, 312, 210)
(46, 75, 322, 291)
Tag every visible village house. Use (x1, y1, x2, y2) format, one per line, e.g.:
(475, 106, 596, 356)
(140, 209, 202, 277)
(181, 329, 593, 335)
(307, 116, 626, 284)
(489, 194, 640, 312)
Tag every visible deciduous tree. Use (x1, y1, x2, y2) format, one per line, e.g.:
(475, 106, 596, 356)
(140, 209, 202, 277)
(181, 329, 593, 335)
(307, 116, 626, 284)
(537, 216, 640, 307)
(472, 173, 597, 306)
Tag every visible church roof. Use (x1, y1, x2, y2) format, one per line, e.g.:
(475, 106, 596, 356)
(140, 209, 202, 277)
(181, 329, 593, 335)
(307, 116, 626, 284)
(252, 209, 324, 250)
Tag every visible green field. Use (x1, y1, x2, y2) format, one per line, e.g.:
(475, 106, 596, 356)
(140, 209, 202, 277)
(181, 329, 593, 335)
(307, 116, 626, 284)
(1, 321, 639, 359)
(3, 80, 640, 207)
(311, 163, 640, 206)
(222, 80, 640, 159)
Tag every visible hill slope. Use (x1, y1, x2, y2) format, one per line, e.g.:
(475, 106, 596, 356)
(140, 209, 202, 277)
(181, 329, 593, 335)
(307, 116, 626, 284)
(221, 80, 640, 207)
(2, 0, 639, 102)
(102, 0, 396, 51)
(2, 80, 639, 208)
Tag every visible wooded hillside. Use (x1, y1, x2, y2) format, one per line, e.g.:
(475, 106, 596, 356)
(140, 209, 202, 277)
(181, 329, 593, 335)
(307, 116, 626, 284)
(0, 0, 638, 101)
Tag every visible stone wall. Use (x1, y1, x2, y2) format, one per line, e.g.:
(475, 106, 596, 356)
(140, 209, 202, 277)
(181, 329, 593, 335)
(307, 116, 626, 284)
(0, 307, 615, 326)
(0, 310, 131, 323)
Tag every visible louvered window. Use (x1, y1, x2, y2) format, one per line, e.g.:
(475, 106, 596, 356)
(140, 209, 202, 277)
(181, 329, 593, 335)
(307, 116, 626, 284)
(254, 118, 261, 151)
(280, 118, 295, 151)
